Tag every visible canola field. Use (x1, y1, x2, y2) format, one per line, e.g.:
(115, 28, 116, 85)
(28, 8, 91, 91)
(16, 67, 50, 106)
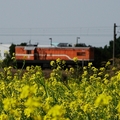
(0, 58, 120, 120)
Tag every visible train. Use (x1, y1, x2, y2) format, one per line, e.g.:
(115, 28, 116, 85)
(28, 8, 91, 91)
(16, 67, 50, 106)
(15, 43, 94, 68)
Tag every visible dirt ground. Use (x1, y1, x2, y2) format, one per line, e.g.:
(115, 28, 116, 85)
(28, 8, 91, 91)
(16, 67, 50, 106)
(0, 68, 52, 79)
(42, 69, 52, 78)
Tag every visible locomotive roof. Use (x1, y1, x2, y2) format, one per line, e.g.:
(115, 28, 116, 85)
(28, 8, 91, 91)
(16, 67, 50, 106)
(16, 45, 92, 49)
(24, 46, 36, 50)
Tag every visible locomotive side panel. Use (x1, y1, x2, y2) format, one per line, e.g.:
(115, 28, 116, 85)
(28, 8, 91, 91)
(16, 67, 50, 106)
(15, 46, 94, 61)
(44, 48, 74, 60)
(15, 46, 35, 60)
(35, 47, 93, 61)
(74, 48, 89, 61)
(35, 48, 74, 60)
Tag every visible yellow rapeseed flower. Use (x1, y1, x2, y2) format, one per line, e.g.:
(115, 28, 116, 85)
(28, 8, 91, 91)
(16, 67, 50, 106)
(31, 84, 38, 93)
(62, 60, 66, 65)
(50, 60, 55, 66)
(20, 85, 29, 99)
(11, 56, 15, 60)
(0, 112, 8, 120)
(26, 66, 30, 71)
(47, 105, 65, 118)
(99, 67, 105, 72)
(3, 98, 17, 111)
(94, 93, 112, 107)
(83, 104, 90, 112)
(83, 71, 88, 76)
(116, 101, 120, 113)
(117, 72, 120, 81)
(3, 98, 11, 111)
(69, 67, 74, 73)
(56, 65, 61, 70)
(112, 66, 116, 71)
(73, 57, 78, 63)
(83, 66, 87, 70)
(24, 97, 41, 108)
(50, 72, 55, 77)
(105, 61, 111, 67)
(24, 107, 35, 118)
(92, 67, 98, 73)
(69, 101, 78, 111)
(13, 109, 22, 118)
(33, 115, 42, 120)
(90, 75, 95, 81)
(98, 72, 103, 76)
(88, 62, 92, 68)
(56, 58, 61, 63)
(104, 73, 109, 78)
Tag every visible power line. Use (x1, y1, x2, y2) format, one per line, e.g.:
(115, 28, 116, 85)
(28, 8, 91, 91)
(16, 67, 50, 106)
(0, 33, 112, 37)
(0, 27, 113, 32)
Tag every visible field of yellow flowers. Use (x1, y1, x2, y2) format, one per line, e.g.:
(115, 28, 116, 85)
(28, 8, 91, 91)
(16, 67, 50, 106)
(0, 58, 120, 120)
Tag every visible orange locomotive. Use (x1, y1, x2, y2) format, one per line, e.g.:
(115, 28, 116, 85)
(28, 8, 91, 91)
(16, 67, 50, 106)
(15, 43, 94, 68)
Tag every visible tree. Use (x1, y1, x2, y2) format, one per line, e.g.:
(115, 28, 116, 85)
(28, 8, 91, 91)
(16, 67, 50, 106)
(19, 42, 27, 46)
(2, 43, 16, 67)
(9, 43, 16, 57)
(75, 43, 87, 47)
(3, 42, 28, 67)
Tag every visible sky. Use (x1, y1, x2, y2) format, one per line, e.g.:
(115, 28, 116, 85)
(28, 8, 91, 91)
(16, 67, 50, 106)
(0, 0, 120, 47)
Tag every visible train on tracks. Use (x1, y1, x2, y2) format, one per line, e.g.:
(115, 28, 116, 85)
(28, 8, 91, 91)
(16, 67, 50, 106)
(15, 43, 94, 68)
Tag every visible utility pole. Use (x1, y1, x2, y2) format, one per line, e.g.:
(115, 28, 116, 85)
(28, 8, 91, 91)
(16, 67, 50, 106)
(76, 37, 80, 45)
(113, 23, 117, 66)
(49, 38, 52, 46)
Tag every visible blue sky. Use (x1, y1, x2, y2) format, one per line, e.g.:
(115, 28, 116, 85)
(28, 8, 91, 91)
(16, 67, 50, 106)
(0, 0, 120, 47)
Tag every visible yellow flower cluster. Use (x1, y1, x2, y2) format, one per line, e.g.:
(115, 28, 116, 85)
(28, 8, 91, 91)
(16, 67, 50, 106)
(73, 57, 78, 63)
(0, 61, 120, 119)
(50, 58, 66, 70)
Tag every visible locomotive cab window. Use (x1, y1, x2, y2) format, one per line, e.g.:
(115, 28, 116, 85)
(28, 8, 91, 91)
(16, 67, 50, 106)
(77, 52, 86, 56)
(27, 50, 31, 54)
